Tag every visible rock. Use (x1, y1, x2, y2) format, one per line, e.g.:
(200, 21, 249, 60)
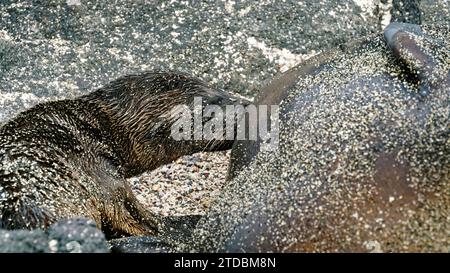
(0, 218, 109, 253)
(0, 229, 50, 253)
(47, 218, 109, 253)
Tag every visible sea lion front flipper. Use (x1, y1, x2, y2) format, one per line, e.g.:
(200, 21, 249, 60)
(99, 185, 161, 239)
(384, 22, 449, 92)
(118, 188, 201, 239)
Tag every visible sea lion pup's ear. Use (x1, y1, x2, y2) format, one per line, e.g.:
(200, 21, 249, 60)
(384, 22, 449, 92)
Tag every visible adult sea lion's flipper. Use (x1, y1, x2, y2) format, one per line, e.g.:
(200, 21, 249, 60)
(384, 22, 449, 92)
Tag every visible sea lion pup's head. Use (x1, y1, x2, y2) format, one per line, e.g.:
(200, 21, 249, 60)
(82, 71, 249, 177)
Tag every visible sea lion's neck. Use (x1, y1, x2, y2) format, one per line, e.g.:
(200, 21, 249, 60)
(80, 82, 194, 177)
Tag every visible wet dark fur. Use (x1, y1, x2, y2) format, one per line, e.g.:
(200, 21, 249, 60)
(0, 71, 242, 238)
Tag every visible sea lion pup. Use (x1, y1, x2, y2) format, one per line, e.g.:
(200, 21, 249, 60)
(188, 22, 449, 252)
(0, 71, 246, 238)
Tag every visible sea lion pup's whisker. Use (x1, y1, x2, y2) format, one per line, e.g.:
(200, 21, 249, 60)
(203, 139, 216, 153)
(0, 71, 247, 239)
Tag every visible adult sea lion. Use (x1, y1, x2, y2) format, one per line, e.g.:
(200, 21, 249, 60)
(188, 22, 449, 252)
(0, 71, 246, 238)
